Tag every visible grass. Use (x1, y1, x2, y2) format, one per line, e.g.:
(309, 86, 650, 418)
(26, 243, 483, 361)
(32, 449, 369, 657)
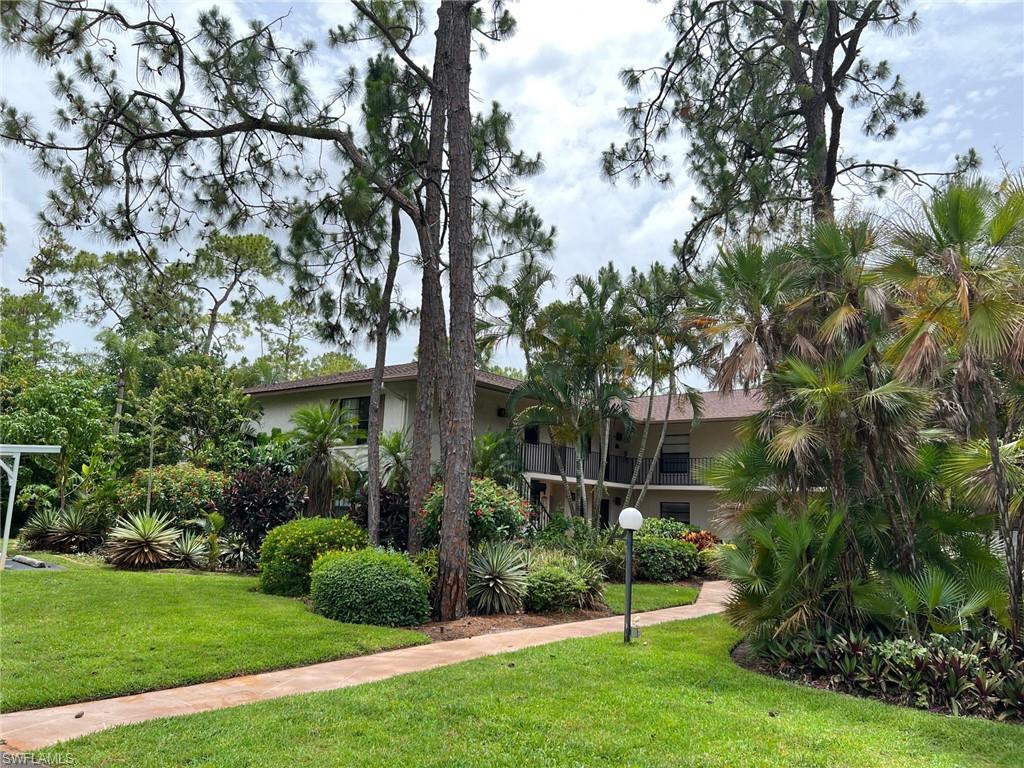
(0, 552, 428, 712)
(604, 581, 700, 614)
(58, 616, 1022, 768)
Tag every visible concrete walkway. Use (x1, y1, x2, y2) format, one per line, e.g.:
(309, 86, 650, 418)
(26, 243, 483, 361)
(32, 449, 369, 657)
(1, 580, 731, 751)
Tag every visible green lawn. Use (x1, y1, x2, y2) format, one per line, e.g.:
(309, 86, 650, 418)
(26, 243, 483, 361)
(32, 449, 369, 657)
(604, 581, 700, 614)
(58, 616, 1022, 768)
(0, 552, 428, 712)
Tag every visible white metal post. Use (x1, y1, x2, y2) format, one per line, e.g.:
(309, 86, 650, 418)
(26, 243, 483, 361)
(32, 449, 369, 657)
(1, 452, 22, 570)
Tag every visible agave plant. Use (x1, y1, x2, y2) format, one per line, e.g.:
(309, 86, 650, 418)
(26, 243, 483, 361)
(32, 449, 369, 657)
(468, 541, 528, 615)
(19, 507, 61, 549)
(219, 533, 257, 571)
(50, 507, 103, 553)
(172, 530, 210, 570)
(106, 512, 180, 569)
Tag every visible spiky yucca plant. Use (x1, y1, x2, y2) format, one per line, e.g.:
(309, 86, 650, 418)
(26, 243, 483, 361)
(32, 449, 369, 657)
(50, 507, 103, 553)
(172, 530, 210, 570)
(468, 541, 528, 615)
(106, 512, 180, 569)
(19, 507, 61, 549)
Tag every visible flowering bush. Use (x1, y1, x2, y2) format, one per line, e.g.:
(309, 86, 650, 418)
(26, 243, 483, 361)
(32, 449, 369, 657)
(113, 464, 229, 525)
(420, 477, 529, 548)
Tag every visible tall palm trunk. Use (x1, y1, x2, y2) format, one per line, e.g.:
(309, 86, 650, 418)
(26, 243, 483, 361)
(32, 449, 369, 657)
(574, 437, 588, 521)
(625, 375, 657, 506)
(366, 204, 401, 545)
(980, 369, 1022, 641)
(548, 428, 572, 518)
(437, 0, 473, 621)
(112, 365, 126, 435)
(637, 375, 675, 506)
(592, 417, 612, 524)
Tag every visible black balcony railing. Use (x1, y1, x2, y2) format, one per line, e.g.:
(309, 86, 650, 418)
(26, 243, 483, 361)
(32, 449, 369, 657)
(520, 443, 717, 487)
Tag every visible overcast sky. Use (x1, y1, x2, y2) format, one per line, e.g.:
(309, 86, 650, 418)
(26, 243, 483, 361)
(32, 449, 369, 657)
(2, 0, 1022, 376)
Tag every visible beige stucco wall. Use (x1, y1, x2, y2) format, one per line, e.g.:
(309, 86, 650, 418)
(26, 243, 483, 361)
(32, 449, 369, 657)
(536, 480, 725, 535)
(253, 381, 414, 436)
(252, 381, 515, 464)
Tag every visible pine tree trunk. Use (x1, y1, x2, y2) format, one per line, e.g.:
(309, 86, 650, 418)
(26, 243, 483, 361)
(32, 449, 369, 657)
(367, 204, 401, 546)
(408, 5, 452, 553)
(437, 0, 473, 621)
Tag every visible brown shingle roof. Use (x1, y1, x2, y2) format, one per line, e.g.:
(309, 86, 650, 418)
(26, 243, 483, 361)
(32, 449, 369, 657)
(245, 363, 523, 396)
(626, 389, 763, 423)
(246, 363, 761, 422)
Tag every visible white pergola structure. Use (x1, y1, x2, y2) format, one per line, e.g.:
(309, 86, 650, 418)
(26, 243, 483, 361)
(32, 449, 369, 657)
(1, 444, 62, 569)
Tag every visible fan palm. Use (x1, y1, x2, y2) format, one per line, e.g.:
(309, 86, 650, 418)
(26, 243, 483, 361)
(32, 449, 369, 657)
(881, 179, 1024, 639)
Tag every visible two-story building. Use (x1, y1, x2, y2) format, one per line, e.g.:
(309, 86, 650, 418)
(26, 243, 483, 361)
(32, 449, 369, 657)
(245, 362, 761, 532)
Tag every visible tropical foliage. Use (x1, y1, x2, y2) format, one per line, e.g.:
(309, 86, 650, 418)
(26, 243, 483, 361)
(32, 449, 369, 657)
(699, 179, 1024, 697)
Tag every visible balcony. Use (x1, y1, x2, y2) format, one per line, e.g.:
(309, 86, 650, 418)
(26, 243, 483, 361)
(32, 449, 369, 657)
(520, 443, 717, 487)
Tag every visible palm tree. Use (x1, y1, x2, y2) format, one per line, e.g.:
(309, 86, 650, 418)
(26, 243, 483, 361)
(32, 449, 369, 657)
(480, 255, 555, 377)
(623, 263, 680, 505)
(512, 364, 594, 521)
(689, 241, 798, 391)
(882, 178, 1024, 638)
(290, 404, 361, 517)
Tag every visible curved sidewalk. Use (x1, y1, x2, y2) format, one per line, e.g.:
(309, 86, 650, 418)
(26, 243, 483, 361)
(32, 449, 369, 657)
(1, 580, 731, 752)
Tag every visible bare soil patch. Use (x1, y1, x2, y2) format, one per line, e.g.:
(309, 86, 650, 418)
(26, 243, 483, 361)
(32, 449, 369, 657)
(417, 609, 609, 642)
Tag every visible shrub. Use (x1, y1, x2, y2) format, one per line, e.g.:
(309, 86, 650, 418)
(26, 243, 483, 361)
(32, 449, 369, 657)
(594, 540, 627, 582)
(468, 542, 528, 614)
(682, 529, 721, 552)
(310, 549, 430, 627)
(220, 532, 257, 571)
(411, 547, 439, 595)
(106, 512, 180, 569)
(525, 549, 606, 612)
(638, 517, 695, 539)
(172, 530, 210, 569)
(634, 537, 699, 582)
(420, 477, 529, 548)
(222, 466, 305, 550)
(758, 627, 1024, 723)
(114, 464, 229, 525)
(525, 564, 585, 613)
(258, 516, 367, 596)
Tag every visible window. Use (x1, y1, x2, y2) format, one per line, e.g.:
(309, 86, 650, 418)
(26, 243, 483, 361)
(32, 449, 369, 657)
(659, 452, 691, 474)
(524, 425, 540, 445)
(660, 502, 691, 524)
(335, 396, 374, 445)
(659, 433, 691, 474)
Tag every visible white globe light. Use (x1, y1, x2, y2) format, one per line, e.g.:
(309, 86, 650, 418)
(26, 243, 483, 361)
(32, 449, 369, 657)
(619, 507, 643, 531)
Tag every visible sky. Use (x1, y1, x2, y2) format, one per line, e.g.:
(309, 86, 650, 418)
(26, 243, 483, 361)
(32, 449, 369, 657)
(1, 0, 1023, 376)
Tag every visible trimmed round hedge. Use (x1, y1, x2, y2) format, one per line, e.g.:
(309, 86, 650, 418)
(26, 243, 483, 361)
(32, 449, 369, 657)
(634, 536, 699, 582)
(258, 516, 367, 596)
(310, 549, 431, 627)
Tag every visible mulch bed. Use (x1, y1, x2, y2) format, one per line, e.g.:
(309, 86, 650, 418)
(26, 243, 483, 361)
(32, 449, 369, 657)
(416, 609, 610, 642)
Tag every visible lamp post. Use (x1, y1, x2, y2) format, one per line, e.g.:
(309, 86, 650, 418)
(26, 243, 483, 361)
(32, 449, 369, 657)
(618, 506, 643, 643)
